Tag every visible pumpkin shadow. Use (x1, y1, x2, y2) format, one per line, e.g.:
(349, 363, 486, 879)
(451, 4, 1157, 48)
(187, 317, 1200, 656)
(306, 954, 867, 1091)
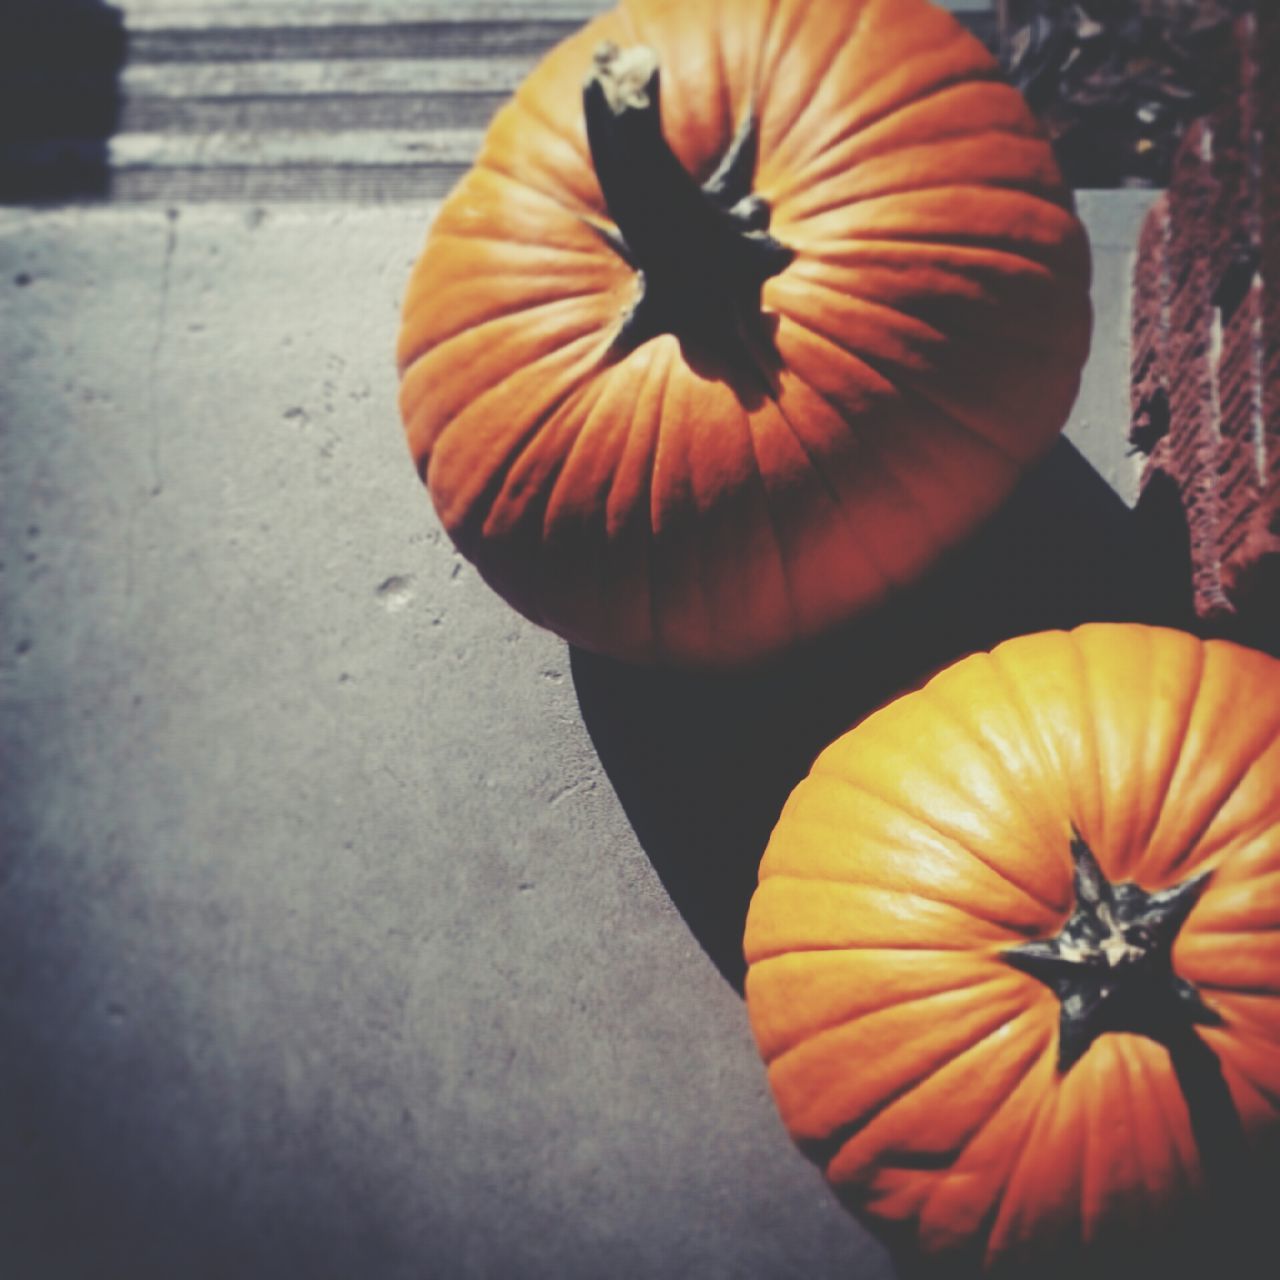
(571, 438, 1196, 993)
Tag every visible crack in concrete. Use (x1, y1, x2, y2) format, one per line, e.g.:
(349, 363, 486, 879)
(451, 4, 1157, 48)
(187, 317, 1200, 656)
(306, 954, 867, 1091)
(147, 207, 179, 499)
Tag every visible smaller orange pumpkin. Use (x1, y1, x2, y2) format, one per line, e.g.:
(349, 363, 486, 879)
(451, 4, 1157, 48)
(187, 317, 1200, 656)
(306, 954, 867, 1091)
(744, 624, 1280, 1275)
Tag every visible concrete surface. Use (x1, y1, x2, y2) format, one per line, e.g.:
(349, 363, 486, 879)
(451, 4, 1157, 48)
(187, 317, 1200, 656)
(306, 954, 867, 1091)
(0, 184, 1155, 1280)
(0, 202, 888, 1280)
(2, 4, 1156, 1271)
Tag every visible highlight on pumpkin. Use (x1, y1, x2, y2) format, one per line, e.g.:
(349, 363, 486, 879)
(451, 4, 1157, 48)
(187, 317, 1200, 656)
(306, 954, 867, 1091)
(397, 0, 1093, 666)
(743, 623, 1280, 1275)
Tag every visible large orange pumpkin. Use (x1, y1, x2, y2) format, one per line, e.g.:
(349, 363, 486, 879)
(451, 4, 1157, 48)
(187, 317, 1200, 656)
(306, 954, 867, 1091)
(397, 0, 1092, 666)
(744, 624, 1280, 1274)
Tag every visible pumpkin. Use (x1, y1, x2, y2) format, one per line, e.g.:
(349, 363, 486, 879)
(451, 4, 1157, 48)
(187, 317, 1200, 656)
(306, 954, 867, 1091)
(743, 624, 1280, 1275)
(397, 0, 1092, 666)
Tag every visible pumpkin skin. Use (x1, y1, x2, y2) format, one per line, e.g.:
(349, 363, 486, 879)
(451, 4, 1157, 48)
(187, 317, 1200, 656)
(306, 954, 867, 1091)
(743, 624, 1280, 1274)
(397, 0, 1092, 666)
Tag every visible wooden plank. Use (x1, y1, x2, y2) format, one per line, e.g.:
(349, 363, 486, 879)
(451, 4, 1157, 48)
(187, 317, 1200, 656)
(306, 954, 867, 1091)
(121, 56, 538, 98)
(109, 128, 486, 168)
(117, 1, 609, 26)
(108, 164, 462, 201)
(128, 19, 594, 62)
(120, 92, 508, 135)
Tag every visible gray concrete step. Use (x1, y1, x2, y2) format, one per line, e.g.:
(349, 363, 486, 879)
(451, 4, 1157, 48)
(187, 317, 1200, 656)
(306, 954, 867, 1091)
(95, 1, 996, 202)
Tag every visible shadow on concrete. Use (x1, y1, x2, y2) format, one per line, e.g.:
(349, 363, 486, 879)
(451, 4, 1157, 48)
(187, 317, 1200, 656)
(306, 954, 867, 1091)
(572, 439, 1198, 993)
(0, 1, 126, 203)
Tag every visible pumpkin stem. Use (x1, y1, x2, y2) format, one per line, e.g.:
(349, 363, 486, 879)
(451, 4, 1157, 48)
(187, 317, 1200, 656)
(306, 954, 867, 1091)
(583, 42, 792, 356)
(1003, 832, 1219, 1072)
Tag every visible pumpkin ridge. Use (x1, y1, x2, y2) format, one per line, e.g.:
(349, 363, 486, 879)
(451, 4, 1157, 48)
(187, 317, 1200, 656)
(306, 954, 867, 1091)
(914, 679, 1062, 846)
(983, 647, 1071, 805)
(510, 82, 592, 172)
(776, 309, 1026, 469)
(760, 0, 983, 189)
(1187, 868, 1280, 939)
(754, 937, 1000, 960)
(1200, 1029, 1280, 1114)
(778, 262, 949, 369)
(473, 151, 593, 223)
(484, 386, 600, 579)
(536, 367, 617, 540)
(1143, 651, 1280, 884)
(1078, 1042, 1112, 1247)
(1065, 629, 1111, 876)
(408, 286, 620, 372)
(1114, 1036, 1187, 1208)
(524, 373, 614, 550)
(773, 335, 1024, 565)
(1198, 1008, 1280, 1070)
(799, 236, 1062, 298)
(425, 228, 612, 263)
(775, 324, 1025, 563)
(794, 987, 1033, 1171)
(796, 187, 1087, 272)
(750, 953, 1002, 1066)
(779, 144, 1067, 234)
(536, 350, 662, 658)
(759, 375, 881, 552)
(753, 1, 856, 181)
(416, 321, 604, 479)
(1186, 797, 1280, 881)
(734, 401, 803, 643)
(780, 261, 1080, 374)
(1196, 995, 1280, 1057)
(853, 1005, 1053, 1193)
(756, 863, 1048, 935)
(769, 86, 1040, 210)
(672, 377, 749, 660)
(403, 322, 595, 481)
(750, 384, 844, 517)
(589, 341, 660, 533)
(777, 360, 950, 564)
(749, 0, 811, 143)
(400, 284, 610, 395)
(1195, 916, 1280, 944)
(1194, 974, 1280, 999)
(757, 849, 1049, 931)
(708, 0, 735, 177)
(783, 388, 941, 595)
(983, 1061, 1081, 1266)
(432, 336, 604, 558)
(1098, 628, 1158, 877)
(806, 768, 1064, 914)
(642, 342, 677, 661)
(915, 1027, 1057, 1258)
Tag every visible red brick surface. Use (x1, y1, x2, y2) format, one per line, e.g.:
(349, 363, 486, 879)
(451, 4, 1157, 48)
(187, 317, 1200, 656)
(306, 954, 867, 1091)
(1130, 10, 1280, 626)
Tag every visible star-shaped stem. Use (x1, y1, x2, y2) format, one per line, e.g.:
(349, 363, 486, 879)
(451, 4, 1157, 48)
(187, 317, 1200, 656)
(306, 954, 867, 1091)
(581, 42, 793, 358)
(1003, 831, 1219, 1072)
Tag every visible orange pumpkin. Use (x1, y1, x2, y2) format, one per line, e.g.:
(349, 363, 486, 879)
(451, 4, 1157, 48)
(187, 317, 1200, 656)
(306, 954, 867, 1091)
(397, 0, 1091, 665)
(744, 624, 1280, 1274)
